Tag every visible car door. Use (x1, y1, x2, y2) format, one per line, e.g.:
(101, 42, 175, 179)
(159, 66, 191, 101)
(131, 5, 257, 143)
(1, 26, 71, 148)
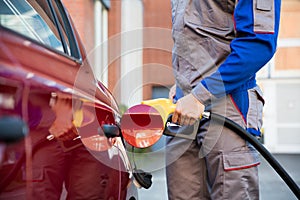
(0, 0, 131, 199)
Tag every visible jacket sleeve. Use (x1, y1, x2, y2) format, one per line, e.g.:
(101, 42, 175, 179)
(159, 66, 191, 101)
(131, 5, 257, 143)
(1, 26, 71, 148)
(192, 0, 281, 105)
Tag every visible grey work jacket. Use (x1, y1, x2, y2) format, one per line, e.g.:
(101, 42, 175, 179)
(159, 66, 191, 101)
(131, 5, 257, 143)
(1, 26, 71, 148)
(171, 0, 236, 95)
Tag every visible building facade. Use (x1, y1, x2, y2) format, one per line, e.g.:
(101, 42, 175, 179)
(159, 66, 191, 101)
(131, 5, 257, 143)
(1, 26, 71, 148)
(63, 0, 300, 153)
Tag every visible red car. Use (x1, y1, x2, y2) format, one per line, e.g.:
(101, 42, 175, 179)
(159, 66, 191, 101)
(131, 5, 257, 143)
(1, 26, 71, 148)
(0, 0, 143, 199)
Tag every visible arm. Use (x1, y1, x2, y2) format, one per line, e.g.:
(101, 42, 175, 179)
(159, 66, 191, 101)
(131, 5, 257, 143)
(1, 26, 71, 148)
(48, 96, 80, 141)
(173, 0, 281, 125)
(192, 0, 281, 105)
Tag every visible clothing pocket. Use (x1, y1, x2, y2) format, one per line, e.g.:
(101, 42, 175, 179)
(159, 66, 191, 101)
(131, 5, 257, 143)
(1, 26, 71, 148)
(222, 150, 260, 199)
(175, 37, 212, 87)
(22, 167, 44, 182)
(223, 150, 260, 171)
(253, 0, 275, 33)
(247, 86, 265, 136)
(184, 0, 233, 31)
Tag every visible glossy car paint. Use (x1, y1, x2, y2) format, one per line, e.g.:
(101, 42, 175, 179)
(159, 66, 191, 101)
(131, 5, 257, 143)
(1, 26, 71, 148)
(0, 1, 134, 199)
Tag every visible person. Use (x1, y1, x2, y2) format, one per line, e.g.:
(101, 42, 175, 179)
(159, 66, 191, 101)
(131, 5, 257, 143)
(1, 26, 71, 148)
(166, 0, 281, 199)
(0, 96, 127, 200)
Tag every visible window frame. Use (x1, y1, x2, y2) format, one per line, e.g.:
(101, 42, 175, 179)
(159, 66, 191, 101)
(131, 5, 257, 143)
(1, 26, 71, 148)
(49, 0, 82, 61)
(0, 0, 82, 63)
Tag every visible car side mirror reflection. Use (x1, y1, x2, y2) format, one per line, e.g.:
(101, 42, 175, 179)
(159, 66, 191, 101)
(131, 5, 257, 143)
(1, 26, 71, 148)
(102, 124, 120, 138)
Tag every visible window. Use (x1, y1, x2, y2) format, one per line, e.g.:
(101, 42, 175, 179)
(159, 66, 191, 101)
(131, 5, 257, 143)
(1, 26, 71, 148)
(152, 86, 170, 99)
(0, 0, 65, 53)
(50, 0, 81, 59)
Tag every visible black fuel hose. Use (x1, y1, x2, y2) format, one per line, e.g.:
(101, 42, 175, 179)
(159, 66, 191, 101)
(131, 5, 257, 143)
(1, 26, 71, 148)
(208, 113, 300, 198)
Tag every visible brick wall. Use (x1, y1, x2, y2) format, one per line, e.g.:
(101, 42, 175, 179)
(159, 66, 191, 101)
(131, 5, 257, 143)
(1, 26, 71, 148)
(107, 0, 122, 102)
(143, 0, 174, 100)
(62, 0, 95, 53)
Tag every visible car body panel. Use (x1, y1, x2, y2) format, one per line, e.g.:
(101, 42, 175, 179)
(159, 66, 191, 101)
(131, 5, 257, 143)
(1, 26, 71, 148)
(0, 1, 136, 199)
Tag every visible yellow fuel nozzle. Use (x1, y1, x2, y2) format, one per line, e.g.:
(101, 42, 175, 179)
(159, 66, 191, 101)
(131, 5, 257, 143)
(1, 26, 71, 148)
(141, 98, 176, 124)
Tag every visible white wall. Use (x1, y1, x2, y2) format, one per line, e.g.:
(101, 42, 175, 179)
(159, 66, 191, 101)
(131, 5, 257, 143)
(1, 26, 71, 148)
(94, 0, 108, 86)
(120, 0, 143, 107)
(258, 38, 300, 153)
(261, 79, 300, 153)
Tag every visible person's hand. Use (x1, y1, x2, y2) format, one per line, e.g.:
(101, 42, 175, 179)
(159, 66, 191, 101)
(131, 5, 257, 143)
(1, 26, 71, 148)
(49, 97, 79, 141)
(172, 93, 204, 126)
(169, 84, 176, 100)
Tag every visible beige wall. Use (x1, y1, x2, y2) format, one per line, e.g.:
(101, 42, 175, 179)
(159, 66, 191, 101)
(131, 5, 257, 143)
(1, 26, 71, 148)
(275, 0, 300, 71)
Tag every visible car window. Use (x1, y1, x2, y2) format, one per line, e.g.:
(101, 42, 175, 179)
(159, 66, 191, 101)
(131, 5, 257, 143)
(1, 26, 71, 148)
(0, 0, 67, 53)
(50, 0, 81, 59)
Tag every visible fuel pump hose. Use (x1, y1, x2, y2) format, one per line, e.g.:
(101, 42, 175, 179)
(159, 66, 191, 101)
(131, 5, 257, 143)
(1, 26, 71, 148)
(206, 112, 300, 198)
